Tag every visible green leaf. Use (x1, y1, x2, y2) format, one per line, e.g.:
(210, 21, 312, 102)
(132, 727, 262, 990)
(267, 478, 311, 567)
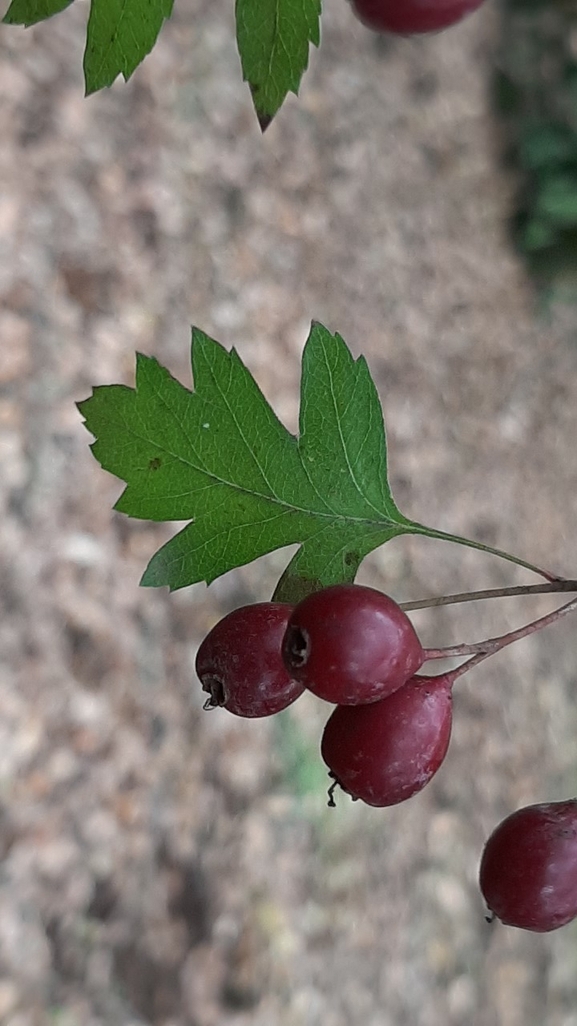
(236, 0, 321, 130)
(78, 323, 553, 601)
(84, 0, 174, 95)
(3, 0, 75, 26)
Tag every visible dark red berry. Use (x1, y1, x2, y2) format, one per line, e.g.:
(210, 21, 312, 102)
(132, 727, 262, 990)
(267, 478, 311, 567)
(479, 800, 577, 932)
(282, 584, 424, 705)
(320, 673, 453, 806)
(350, 0, 486, 34)
(196, 602, 304, 718)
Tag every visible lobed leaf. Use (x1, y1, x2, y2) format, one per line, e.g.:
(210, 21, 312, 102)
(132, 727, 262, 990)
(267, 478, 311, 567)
(79, 323, 551, 602)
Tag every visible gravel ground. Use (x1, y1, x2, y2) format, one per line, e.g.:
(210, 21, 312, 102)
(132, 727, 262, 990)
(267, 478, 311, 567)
(1, 2, 577, 1025)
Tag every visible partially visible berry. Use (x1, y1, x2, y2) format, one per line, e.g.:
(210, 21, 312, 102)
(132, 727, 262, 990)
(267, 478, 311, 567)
(282, 583, 424, 705)
(321, 673, 453, 806)
(350, 0, 486, 34)
(479, 800, 577, 932)
(196, 602, 303, 718)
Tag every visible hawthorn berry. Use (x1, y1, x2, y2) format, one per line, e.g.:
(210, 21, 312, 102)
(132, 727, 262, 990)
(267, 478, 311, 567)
(282, 583, 424, 705)
(195, 602, 304, 718)
(350, 0, 486, 35)
(479, 800, 577, 932)
(320, 672, 453, 807)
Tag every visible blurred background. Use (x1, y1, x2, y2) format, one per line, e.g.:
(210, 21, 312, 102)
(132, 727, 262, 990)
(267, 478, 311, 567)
(1, 0, 577, 1023)
(496, 0, 577, 301)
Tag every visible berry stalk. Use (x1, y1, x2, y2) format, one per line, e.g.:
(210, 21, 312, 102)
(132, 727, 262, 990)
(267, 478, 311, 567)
(401, 578, 577, 613)
(423, 595, 577, 677)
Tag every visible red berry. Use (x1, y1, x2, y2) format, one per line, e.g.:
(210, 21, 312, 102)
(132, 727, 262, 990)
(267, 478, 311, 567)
(320, 673, 453, 806)
(350, 0, 486, 34)
(479, 800, 577, 932)
(195, 602, 304, 718)
(282, 584, 424, 705)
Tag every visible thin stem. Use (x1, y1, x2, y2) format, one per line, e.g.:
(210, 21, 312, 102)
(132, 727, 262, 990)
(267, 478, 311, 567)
(436, 595, 577, 685)
(424, 643, 489, 659)
(406, 521, 562, 583)
(401, 579, 577, 613)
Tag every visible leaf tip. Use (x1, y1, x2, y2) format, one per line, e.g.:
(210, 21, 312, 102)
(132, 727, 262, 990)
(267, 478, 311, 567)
(139, 562, 161, 589)
(257, 111, 273, 133)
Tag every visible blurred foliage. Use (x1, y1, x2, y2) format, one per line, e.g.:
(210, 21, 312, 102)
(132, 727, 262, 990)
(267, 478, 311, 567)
(496, 0, 577, 299)
(273, 707, 328, 802)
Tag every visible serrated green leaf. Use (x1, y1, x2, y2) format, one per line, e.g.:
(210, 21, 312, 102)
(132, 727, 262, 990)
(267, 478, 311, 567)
(3, 0, 74, 26)
(79, 323, 554, 601)
(236, 0, 321, 129)
(84, 0, 173, 95)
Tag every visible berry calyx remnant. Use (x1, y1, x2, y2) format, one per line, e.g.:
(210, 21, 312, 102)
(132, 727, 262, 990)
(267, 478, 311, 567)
(282, 583, 424, 705)
(479, 800, 577, 932)
(195, 602, 303, 718)
(350, 0, 487, 35)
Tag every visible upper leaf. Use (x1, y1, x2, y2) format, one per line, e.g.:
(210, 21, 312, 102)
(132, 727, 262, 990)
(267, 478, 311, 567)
(78, 323, 552, 603)
(79, 323, 408, 596)
(3, 0, 319, 123)
(3, 0, 75, 26)
(84, 0, 174, 95)
(236, 0, 321, 130)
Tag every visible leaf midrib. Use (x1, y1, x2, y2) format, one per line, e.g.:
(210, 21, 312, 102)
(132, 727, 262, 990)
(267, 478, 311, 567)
(108, 413, 399, 528)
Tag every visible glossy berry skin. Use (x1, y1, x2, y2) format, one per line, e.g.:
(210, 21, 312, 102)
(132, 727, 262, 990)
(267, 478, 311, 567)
(479, 800, 577, 932)
(350, 0, 486, 35)
(195, 603, 304, 718)
(321, 673, 453, 806)
(282, 584, 424, 705)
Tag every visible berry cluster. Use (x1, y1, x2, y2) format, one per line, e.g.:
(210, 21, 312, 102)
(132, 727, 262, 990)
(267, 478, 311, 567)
(196, 582, 577, 934)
